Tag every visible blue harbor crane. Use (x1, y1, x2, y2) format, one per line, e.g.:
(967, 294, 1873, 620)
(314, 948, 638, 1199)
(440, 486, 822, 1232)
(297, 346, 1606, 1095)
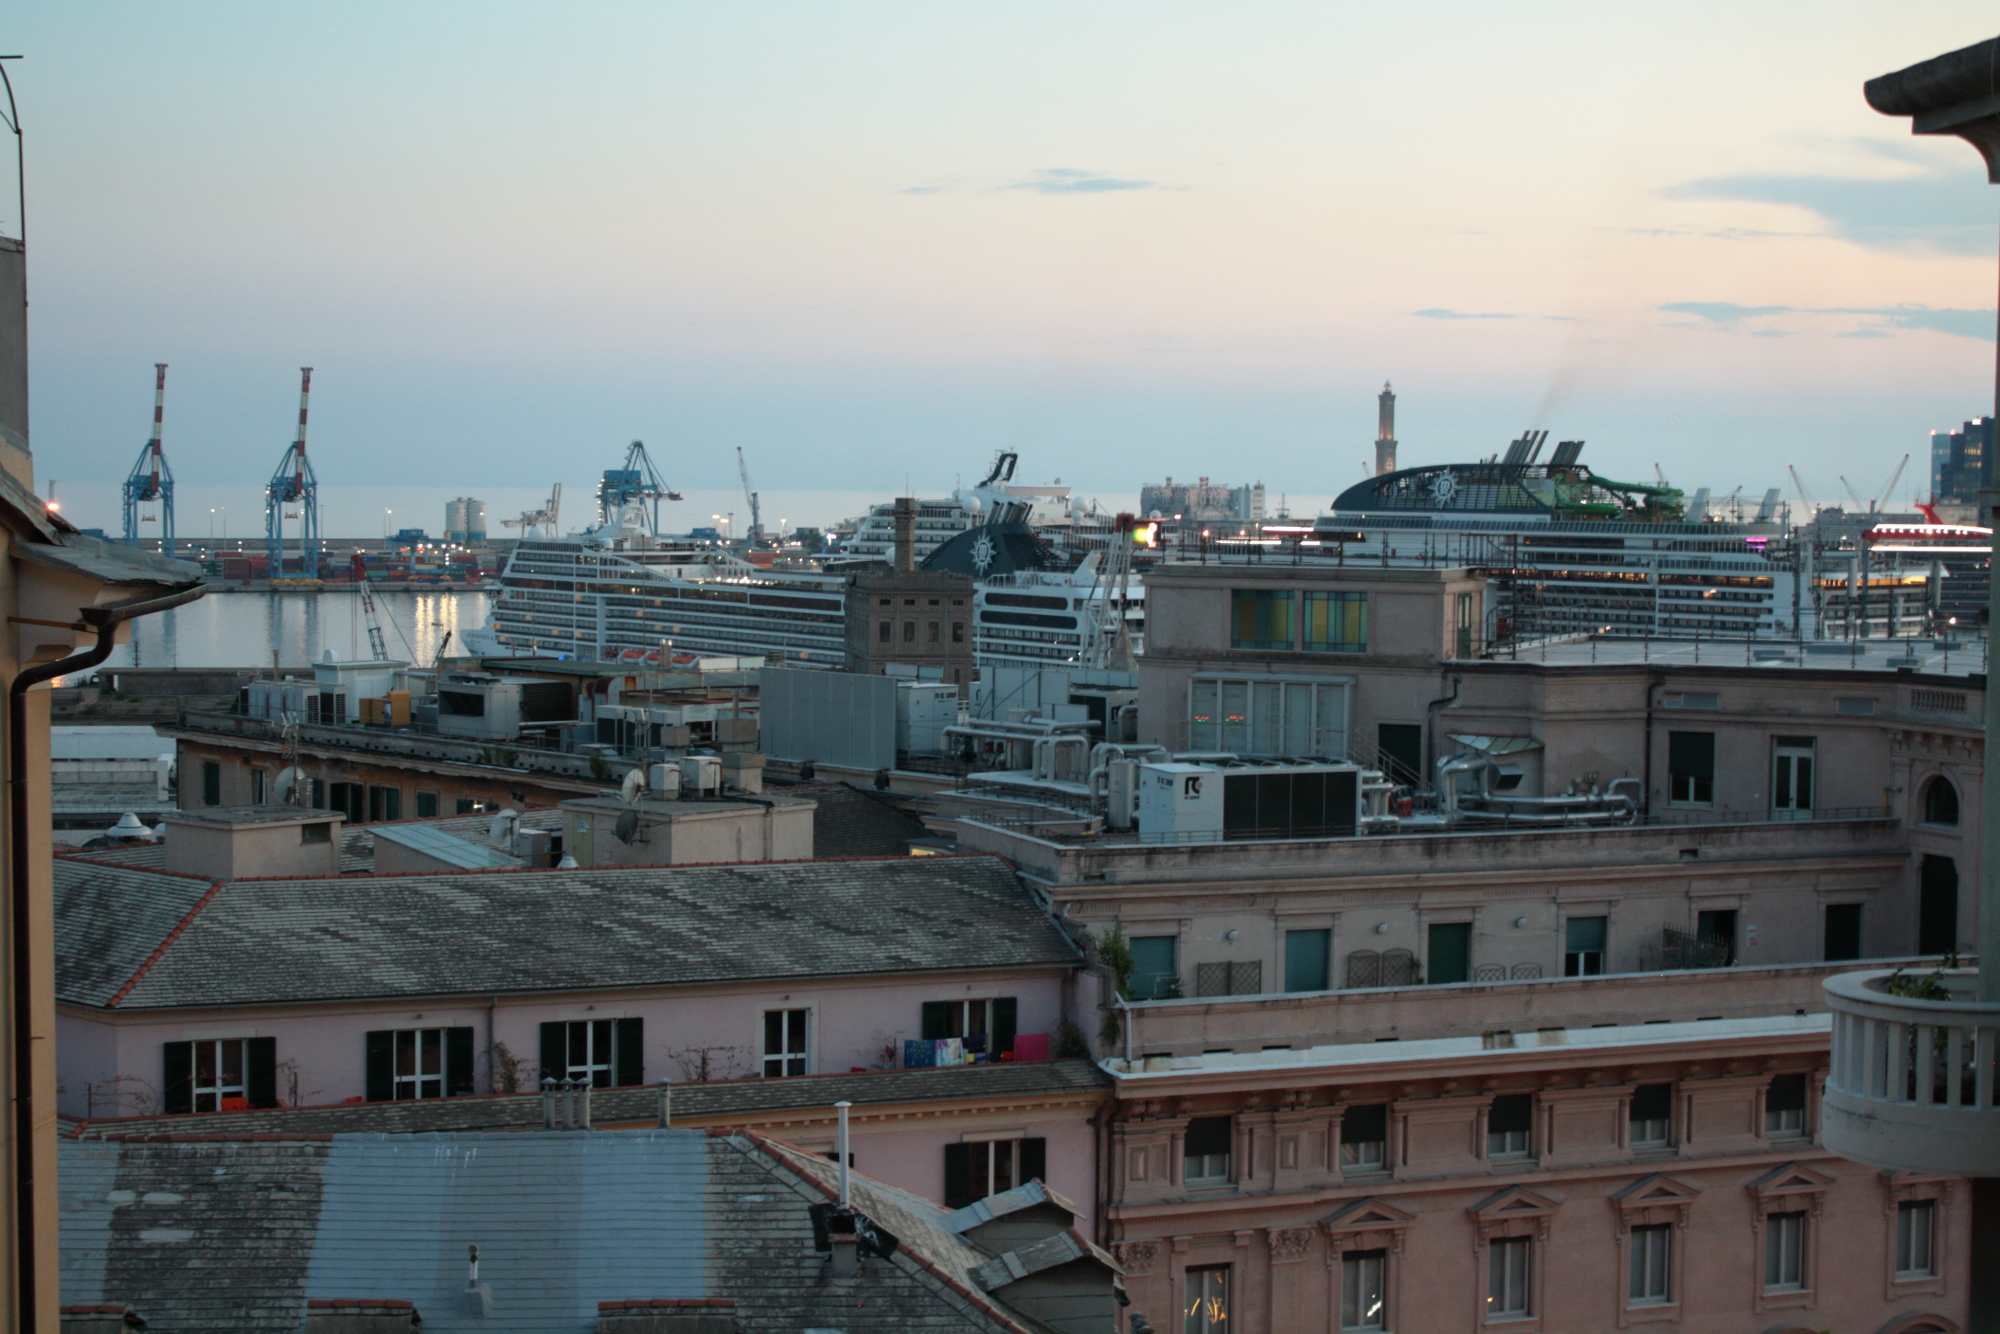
(264, 367, 320, 580)
(120, 362, 174, 551)
(596, 439, 681, 534)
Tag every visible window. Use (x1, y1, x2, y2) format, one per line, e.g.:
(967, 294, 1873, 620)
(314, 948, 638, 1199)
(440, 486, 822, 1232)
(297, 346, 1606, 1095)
(1771, 736, 1815, 816)
(1184, 1116, 1232, 1183)
(366, 1027, 474, 1101)
(903, 620, 915, 642)
(1629, 1083, 1671, 1148)
(1302, 591, 1368, 652)
(1341, 1249, 1387, 1330)
(1667, 731, 1714, 805)
(1923, 777, 1960, 826)
(1187, 675, 1347, 757)
(1340, 1103, 1387, 1171)
(1428, 922, 1470, 985)
(309, 777, 325, 809)
(1564, 916, 1606, 976)
(928, 621, 940, 643)
(1129, 935, 1179, 1000)
(330, 781, 364, 823)
(538, 1018, 642, 1088)
(1184, 1264, 1230, 1334)
(942, 1136, 1047, 1207)
(952, 621, 965, 643)
(1919, 855, 1959, 954)
(878, 620, 891, 644)
(201, 760, 221, 806)
(1896, 1200, 1937, 1278)
(1284, 929, 1330, 992)
(1487, 1236, 1532, 1319)
(1376, 722, 1422, 787)
(1231, 589, 1294, 650)
(455, 797, 475, 815)
(1629, 1223, 1671, 1305)
(415, 790, 440, 818)
(1696, 909, 1737, 965)
(1765, 1073, 1806, 1137)
(763, 1008, 810, 1076)
(367, 784, 401, 822)
(1764, 1211, 1806, 1291)
(162, 1036, 277, 1114)
(1837, 696, 1876, 716)
(1194, 961, 1262, 997)
(921, 997, 1017, 1057)
(251, 769, 268, 803)
(1488, 1094, 1533, 1159)
(1824, 903, 1862, 962)
(300, 821, 331, 844)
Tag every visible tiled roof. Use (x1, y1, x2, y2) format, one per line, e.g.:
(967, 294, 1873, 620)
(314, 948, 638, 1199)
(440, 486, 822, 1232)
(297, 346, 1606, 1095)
(55, 854, 1079, 1010)
(785, 782, 934, 858)
(71, 1059, 1111, 1139)
(52, 860, 217, 1008)
(58, 1130, 1042, 1333)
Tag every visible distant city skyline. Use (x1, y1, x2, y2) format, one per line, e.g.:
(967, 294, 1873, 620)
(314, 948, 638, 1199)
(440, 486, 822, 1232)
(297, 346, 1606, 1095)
(18, 3, 2000, 536)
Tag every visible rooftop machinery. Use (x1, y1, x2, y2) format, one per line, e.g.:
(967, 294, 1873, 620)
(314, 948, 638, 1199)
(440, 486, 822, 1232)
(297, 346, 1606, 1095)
(596, 439, 681, 534)
(120, 362, 174, 551)
(264, 367, 320, 579)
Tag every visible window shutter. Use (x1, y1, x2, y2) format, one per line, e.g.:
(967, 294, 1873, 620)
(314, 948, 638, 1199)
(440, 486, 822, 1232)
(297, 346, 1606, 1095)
(162, 1041, 194, 1115)
(540, 1022, 566, 1085)
(614, 1018, 644, 1087)
(1017, 1136, 1046, 1184)
(446, 1027, 476, 1097)
(364, 1030, 394, 1102)
(992, 997, 1018, 1055)
(943, 1142, 973, 1209)
(246, 1036, 279, 1109)
(921, 1001, 950, 1041)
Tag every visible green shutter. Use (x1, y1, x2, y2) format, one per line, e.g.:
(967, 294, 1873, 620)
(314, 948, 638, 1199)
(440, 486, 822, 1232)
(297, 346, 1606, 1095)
(1427, 923, 1471, 986)
(614, 1018, 644, 1087)
(1285, 929, 1330, 992)
(1018, 1137, 1046, 1184)
(943, 1143, 973, 1209)
(992, 998, 1017, 1055)
(921, 1001, 950, 1041)
(162, 1041, 194, 1115)
(365, 1031, 394, 1102)
(540, 1022, 566, 1085)
(446, 1027, 476, 1096)
(246, 1036, 279, 1108)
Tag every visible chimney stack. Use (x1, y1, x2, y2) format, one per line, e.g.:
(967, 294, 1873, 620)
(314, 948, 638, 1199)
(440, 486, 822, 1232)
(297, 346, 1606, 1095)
(892, 496, 916, 573)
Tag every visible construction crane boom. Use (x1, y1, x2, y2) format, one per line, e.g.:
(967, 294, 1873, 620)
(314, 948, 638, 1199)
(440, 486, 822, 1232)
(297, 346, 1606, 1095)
(502, 483, 562, 537)
(1877, 453, 1910, 513)
(351, 554, 389, 661)
(1788, 464, 1816, 512)
(736, 446, 763, 544)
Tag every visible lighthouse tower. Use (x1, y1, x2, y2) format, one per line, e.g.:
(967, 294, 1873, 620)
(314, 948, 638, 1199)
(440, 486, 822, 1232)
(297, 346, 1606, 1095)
(1375, 381, 1398, 476)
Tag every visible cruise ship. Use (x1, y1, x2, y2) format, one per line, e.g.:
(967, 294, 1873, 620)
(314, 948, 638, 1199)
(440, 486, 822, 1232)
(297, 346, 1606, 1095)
(465, 450, 1144, 670)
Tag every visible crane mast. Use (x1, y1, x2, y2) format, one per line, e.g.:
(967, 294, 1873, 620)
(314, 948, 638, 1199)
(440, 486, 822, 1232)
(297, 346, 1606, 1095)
(264, 367, 321, 579)
(736, 446, 763, 544)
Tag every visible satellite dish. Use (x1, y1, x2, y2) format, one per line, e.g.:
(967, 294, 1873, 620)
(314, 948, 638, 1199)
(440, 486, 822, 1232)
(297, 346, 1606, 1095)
(620, 769, 645, 806)
(613, 808, 639, 844)
(270, 766, 308, 805)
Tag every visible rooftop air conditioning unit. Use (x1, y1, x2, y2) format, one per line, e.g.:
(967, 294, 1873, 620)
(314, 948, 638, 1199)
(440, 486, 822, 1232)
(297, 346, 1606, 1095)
(679, 755, 722, 796)
(1137, 761, 1363, 841)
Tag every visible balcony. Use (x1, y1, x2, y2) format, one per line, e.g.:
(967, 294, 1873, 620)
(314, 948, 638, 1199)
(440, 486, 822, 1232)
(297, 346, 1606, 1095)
(1821, 967, 2000, 1175)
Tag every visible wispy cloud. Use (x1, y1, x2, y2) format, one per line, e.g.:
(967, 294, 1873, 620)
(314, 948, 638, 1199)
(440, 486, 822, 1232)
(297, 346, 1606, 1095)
(1411, 308, 1518, 320)
(1004, 168, 1158, 195)
(1664, 146, 1997, 256)
(899, 185, 945, 196)
(1658, 300, 1996, 341)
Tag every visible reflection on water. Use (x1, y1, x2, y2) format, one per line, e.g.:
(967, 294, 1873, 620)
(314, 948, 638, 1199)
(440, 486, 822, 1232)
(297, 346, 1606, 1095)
(67, 590, 494, 678)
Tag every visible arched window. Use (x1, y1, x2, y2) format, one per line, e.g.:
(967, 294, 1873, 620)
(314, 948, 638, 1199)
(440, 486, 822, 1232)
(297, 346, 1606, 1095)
(1922, 777, 1960, 827)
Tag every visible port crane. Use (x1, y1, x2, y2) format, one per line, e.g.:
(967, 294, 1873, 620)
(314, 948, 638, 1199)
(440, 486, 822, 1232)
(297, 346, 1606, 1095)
(351, 553, 389, 661)
(596, 440, 682, 533)
(121, 363, 175, 551)
(263, 368, 320, 579)
(502, 484, 562, 539)
(1080, 514, 1139, 672)
(736, 446, 764, 545)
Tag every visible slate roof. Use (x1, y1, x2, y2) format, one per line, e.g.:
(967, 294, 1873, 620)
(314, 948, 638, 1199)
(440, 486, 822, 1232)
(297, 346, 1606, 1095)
(58, 1130, 1045, 1334)
(786, 781, 935, 857)
(69, 1059, 1111, 1140)
(55, 853, 1079, 1010)
(52, 861, 216, 1009)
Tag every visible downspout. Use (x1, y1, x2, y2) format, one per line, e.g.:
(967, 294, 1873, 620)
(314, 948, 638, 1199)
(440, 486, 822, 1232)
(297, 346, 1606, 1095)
(487, 994, 499, 1095)
(9, 584, 202, 1333)
(1422, 674, 1463, 785)
(1641, 673, 1663, 822)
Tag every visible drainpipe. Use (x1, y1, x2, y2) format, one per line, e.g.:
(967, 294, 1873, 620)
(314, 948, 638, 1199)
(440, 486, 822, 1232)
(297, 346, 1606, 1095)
(1422, 674, 1463, 785)
(9, 584, 203, 1333)
(1641, 673, 1663, 823)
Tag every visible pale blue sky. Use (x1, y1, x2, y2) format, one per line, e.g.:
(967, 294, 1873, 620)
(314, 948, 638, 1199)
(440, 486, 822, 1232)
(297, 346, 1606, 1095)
(19, 3, 2000, 533)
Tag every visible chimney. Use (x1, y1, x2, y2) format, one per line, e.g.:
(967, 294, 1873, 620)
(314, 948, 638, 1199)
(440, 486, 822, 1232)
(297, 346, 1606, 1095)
(892, 496, 916, 573)
(458, 1245, 493, 1319)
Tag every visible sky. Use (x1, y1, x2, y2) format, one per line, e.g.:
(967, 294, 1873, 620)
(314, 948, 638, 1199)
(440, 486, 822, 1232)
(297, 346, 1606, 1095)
(15, 2, 2000, 536)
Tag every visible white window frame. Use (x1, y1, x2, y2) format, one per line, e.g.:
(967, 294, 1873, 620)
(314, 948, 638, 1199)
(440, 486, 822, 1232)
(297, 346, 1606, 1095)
(1763, 1211, 1807, 1293)
(192, 1037, 246, 1114)
(1771, 737, 1816, 817)
(1183, 1263, 1231, 1334)
(1486, 1096, 1534, 1161)
(762, 1006, 812, 1078)
(1182, 1116, 1233, 1185)
(1628, 1223, 1671, 1307)
(1487, 1235, 1533, 1320)
(561, 1018, 616, 1087)
(1186, 672, 1351, 759)
(1895, 1200, 1935, 1280)
(963, 1134, 1022, 1199)
(393, 1027, 446, 1101)
(1341, 1248, 1387, 1331)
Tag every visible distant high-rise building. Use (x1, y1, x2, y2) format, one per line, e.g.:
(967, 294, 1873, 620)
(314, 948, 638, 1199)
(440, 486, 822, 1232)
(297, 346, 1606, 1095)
(1930, 418, 1993, 504)
(1375, 381, 1398, 476)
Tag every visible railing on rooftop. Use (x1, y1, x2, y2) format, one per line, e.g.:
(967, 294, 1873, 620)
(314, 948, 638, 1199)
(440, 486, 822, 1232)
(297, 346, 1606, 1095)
(1821, 967, 2000, 1176)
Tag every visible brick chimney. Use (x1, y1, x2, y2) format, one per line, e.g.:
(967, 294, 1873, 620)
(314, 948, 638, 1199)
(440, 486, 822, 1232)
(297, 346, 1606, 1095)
(892, 496, 916, 573)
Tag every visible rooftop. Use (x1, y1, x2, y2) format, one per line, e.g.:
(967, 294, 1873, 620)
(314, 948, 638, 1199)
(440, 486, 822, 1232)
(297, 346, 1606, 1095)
(157, 805, 344, 829)
(54, 853, 1082, 1010)
(1482, 633, 1988, 681)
